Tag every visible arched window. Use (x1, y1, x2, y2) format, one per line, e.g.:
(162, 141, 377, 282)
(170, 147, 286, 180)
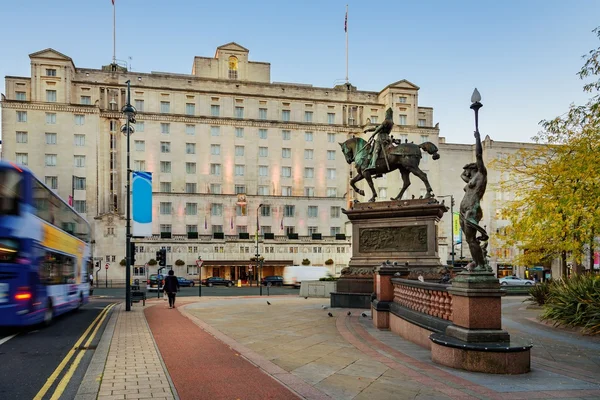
(228, 56, 238, 80)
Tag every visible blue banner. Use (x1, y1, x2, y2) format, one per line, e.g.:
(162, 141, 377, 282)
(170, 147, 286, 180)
(132, 172, 152, 237)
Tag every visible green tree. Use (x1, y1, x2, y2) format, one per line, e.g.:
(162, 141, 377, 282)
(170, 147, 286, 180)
(495, 27, 600, 274)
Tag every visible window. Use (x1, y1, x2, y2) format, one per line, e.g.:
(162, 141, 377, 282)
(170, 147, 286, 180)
(183, 125, 195, 136)
(210, 164, 221, 176)
(186, 103, 195, 115)
(74, 114, 85, 125)
(210, 126, 220, 136)
(282, 148, 291, 158)
(134, 140, 145, 151)
(327, 150, 336, 160)
(134, 160, 146, 171)
(282, 130, 291, 140)
(73, 177, 86, 190)
(304, 168, 314, 178)
(160, 161, 172, 173)
(160, 224, 172, 233)
(260, 206, 271, 217)
(80, 96, 91, 105)
(420, 135, 428, 143)
(234, 107, 244, 119)
(281, 167, 291, 177)
(399, 96, 407, 103)
(186, 225, 198, 234)
(331, 206, 341, 218)
(16, 92, 26, 101)
(327, 133, 335, 143)
(160, 101, 170, 113)
(235, 204, 247, 217)
(160, 182, 172, 192)
(210, 105, 220, 117)
(186, 203, 198, 215)
(186, 162, 196, 174)
(210, 183, 221, 194)
(45, 113, 56, 125)
(17, 111, 27, 122)
(161, 142, 171, 153)
(418, 119, 426, 127)
(399, 134, 408, 143)
(308, 226, 318, 235)
(399, 115, 407, 125)
(74, 201, 87, 213)
(326, 169, 336, 179)
(211, 203, 223, 216)
(160, 123, 170, 134)
(45, 176, 58, 189)
(228, 56, 238, 79)
(259, 129, 268, 139)
(259, 108, 267, 120)
(259, 166, 268, 176)
(371, 116, 379, 124)
(212, 226, 224, 235)
(379, 187, 388, 200)
(16, 153, 28, 166)
(257, 186, 268, 195)
(185, 183, 197, 193)
(46, 69, 57, 76)
(210, 144, 221, 155)
(46, 90, 57, 102)
(74, 155, 85, 167)
(160, 202, 172, 215)
(16, 131, 27, 143)
(304, 187, 314, 197)
(330, 227, 341, 236)
(282, 110, 290, 122)
(235, 146, 244, 156)
(235, 185, 246, 194)
(136, 121, 144, 132)
(45, 133, 57, 145)
(327, 113, 335, 124)
(307, 206, 318, 218)
(186, 143, 196, 154)
(235, 165, 245, 176)
(235, 127, 244, 138)
(134, 99, 144, 111)
(305, 131, 313, 142)
(284, 205, 295, 217)
(282, 186, 292, 196)
(45, 154, 57, 166)
(327, 187, 337, 197)
(259, 147, 268, 157)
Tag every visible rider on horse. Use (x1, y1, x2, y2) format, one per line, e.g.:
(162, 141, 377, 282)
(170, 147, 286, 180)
(363, 108, 394, 173)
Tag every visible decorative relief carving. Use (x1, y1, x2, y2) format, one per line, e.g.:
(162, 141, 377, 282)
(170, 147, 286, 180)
(359, 226, 427, 253)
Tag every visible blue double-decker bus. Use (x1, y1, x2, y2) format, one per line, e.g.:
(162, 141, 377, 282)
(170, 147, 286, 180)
(0, 161, 92, 326)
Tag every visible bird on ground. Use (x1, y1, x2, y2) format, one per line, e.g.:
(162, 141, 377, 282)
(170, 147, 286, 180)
(304, 297, 308, 299)
(267, 301, 271, 305)
(322, 305, 328, 309)
(328, 312, 333, 317)
(347, 311, 351, 316)
(361, 312, 368, 317)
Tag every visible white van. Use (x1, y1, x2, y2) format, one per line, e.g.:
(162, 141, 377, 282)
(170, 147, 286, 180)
(283, 266, 330, 287)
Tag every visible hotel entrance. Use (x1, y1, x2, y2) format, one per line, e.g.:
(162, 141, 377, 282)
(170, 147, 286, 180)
(200, 259, 293, 285)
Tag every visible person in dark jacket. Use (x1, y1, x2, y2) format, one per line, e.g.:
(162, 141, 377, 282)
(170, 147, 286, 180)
(163, 269, 180, 308)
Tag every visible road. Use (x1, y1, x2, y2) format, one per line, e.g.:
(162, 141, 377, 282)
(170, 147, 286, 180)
(92, 285, 300, 298)
(0, 299, 115, 400)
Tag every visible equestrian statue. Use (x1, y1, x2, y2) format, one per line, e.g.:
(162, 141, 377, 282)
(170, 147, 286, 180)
(339, 108, 440, 202)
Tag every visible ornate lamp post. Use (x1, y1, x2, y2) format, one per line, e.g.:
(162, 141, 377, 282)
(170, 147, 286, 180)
(121, 80, 137, 311)
(438, 195, 455, 269)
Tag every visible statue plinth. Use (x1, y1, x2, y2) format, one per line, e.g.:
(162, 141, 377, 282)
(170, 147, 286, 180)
(331, 199, 447, 309)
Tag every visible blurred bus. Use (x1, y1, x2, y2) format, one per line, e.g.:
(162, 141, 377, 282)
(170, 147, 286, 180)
(0, 161, 92, 326)
(282, 266, 329, 288)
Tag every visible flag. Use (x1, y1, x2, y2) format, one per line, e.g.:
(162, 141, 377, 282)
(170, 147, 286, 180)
(344, 10, 347, 32)
(280, 217, 284, 230)
(204, 215, 207, 230)
(68, 195, 73, 206)
(230, 216, 234, 230)
(111, 0, 114, 4)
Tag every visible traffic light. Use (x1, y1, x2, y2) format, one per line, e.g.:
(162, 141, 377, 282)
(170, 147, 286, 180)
(159, 248, 166, 267)
(156, 250, 162, 265)
(130, 242, 136, 265)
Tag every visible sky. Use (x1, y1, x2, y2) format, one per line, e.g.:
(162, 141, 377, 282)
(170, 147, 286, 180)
(1, 0, 599, 144)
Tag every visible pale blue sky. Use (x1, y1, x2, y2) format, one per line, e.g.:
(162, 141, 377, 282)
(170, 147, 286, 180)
(1, 1, 599, 144)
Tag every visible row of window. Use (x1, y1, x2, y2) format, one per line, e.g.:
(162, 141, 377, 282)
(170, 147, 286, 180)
(154, 180, 339, 197)
(158, 203, 342, 218)
(157, 223, 343, 236)
(15, 153, 86, 167)
(15, 132, 87, 146)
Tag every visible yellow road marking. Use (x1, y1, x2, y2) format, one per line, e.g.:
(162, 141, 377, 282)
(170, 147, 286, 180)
(33, 303, 114, 400)
(49, 303, 115, 400)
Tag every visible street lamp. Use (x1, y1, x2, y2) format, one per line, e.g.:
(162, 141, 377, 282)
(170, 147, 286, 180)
(122, 80, 136, 311)
(438, 195, 455, 270)
(255, 203, 264, 295)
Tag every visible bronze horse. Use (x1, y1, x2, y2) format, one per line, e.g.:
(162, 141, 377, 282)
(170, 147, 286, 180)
(340, 137, 440, 202)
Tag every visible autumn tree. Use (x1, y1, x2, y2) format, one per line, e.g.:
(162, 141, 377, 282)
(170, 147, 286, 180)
(495, 27, 600, 274)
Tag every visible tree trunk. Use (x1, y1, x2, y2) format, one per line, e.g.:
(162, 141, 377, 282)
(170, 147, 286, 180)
(561, 251, 568, 277)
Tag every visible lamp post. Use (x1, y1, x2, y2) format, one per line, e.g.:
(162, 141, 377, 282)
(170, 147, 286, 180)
(255, 204, 264, 295)
(121, 80, 137, 311)
(438, 195, 455, 269)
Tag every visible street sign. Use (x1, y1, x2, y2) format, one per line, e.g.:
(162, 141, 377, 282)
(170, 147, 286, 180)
(105, 263, 110, 270)
(196, 259, 204, 267)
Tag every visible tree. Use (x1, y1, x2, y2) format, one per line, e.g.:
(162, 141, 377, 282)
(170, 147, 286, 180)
(495, 27, 600, 274)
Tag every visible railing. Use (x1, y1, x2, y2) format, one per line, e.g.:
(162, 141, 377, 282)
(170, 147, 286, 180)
(392, 278, 452, 321)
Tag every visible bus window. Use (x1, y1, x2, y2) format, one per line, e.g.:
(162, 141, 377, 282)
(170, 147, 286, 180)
(0, 168, 22, 215)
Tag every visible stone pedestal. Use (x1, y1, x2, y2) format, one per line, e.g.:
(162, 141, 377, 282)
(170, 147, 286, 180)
(331, 199, 446, 308)
(371, 264, 409, 329)
(430, 271, 532, 374)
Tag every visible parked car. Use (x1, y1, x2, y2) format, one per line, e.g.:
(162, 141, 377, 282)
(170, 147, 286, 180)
(201, 277, 234, 287)
(147, 274, 164, 291)
(261, 276, 284, 286)
(177, 277, 195, 287)
(499, 276, 535, 286)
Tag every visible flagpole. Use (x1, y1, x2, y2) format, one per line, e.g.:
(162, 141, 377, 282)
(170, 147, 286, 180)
(112, 0, 116, 64)
(345, 4, 349, 83)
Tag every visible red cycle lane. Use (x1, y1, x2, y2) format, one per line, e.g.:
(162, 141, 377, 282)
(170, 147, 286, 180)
(145, 304, 299, 400)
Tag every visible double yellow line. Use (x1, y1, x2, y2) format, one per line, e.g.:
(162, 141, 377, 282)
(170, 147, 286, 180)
(34, 303, 116, 400)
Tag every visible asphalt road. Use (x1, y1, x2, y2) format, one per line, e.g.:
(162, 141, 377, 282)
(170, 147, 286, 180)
(92, 285, 300, 298)
(0, 299, 115, 400)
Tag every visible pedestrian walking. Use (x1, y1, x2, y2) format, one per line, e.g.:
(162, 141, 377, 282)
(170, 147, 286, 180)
(89, 273, 94, 287)
(163, 269, 180, 309)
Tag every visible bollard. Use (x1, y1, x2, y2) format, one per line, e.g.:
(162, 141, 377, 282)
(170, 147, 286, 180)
(237, 279, 241, 288)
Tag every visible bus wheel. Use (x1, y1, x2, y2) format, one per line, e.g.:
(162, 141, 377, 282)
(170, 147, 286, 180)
(77, 293, 84, 310)
(44, 300, 54, 326)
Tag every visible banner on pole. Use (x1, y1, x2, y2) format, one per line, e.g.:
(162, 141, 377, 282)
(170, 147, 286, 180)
(452, 212, 461, 244)
(132, 171, 152, 237)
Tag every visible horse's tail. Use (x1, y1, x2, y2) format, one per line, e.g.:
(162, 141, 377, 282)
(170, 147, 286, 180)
(419, 142, 440, 160)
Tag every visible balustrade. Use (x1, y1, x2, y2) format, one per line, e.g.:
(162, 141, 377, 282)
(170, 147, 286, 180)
(392, 278, 452, 321)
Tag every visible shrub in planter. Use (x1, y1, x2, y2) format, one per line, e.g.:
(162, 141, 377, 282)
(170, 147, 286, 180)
(319, 276, 338, 281)
(301, 258, 311, 266)
(175, 259, 185, 266)
(119, 258, 126, 266)
(148, 259, 157, 266)
(325, 258, 334, 265)
(526, 280, 554, 305)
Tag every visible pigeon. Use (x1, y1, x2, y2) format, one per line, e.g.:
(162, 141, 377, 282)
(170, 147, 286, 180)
(267, 301, 271, 305)
(322, 305, 328, 309)
(328, 312, 333, 317)
(304, 297, 308, 299)
(347, 311, 351, 316)
(361, 312, 368, 318)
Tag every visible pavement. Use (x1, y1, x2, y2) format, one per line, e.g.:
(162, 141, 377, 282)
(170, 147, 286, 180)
(75, 296, 600, 400)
